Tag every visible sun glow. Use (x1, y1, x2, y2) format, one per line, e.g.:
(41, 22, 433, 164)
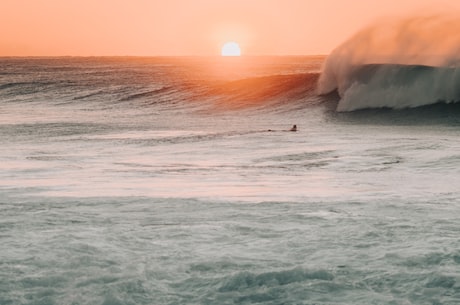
(221, 42, 241, 56)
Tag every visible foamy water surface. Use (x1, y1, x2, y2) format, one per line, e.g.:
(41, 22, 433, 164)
(1, 57, 460, 304)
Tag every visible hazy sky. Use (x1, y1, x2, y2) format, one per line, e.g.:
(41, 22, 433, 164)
(1, 0, 459, 56)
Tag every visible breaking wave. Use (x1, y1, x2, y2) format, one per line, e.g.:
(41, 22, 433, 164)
(318, 13, 460, 111)
(333, 64, 460, 111)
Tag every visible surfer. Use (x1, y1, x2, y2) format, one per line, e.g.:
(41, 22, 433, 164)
(267, 125, 297, 132)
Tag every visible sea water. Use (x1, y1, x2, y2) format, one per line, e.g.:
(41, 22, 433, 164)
(1, 56, 460, 305)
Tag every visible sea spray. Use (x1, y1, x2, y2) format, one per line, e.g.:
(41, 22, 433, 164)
(317, 13, 460, 111)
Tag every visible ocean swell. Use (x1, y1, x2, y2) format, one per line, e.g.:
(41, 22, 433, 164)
(200, 73, 319, 110)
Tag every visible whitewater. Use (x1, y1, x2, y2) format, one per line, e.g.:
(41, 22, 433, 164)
(318, 14, 460, 112)
(2, 48, 460, 304)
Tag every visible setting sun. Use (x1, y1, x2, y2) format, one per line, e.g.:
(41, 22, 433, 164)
(221, 42, 241, 56)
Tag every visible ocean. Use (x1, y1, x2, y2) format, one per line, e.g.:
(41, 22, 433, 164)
(1, 56, 460, 305)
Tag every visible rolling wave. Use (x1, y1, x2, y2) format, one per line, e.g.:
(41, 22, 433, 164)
(321, 64, 460, 111)
(201, 73, 319, 110)
(318, 13, 460, 112)
(0, 57, 322, 112)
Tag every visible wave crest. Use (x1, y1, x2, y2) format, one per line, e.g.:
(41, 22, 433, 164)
(318, 13, 460, 111)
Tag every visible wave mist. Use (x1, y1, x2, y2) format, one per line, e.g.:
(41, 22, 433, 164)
(318, 13, 460, 111)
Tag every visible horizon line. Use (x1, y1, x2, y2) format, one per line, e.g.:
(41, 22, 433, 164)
(0, 54, 328, 58)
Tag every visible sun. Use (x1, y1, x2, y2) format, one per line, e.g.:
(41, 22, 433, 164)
(221, 42, 241, 56)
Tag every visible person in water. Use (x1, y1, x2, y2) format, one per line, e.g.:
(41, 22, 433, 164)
(267, 125, 297, 132)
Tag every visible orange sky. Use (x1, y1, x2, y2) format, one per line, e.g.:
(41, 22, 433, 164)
(1, 0, 459, 56)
